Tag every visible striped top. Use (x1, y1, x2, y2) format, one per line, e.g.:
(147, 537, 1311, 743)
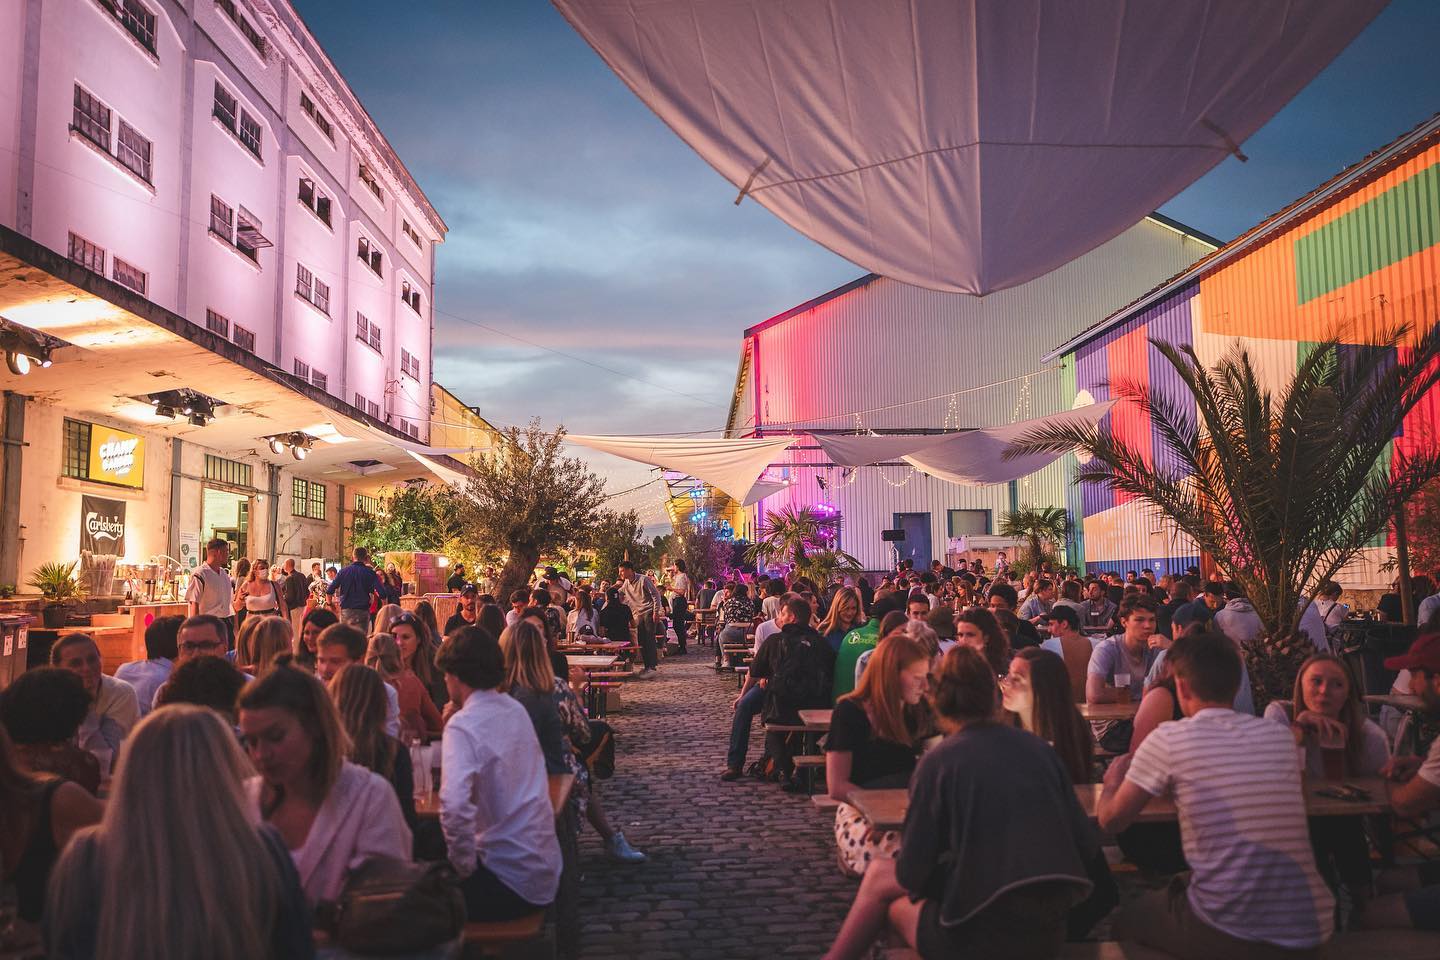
(1126, 708, 1334, 948)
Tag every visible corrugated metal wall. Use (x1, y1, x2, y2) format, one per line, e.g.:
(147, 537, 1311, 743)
(1068, 132, 1440, 586)
(731, 218, 1216, 570)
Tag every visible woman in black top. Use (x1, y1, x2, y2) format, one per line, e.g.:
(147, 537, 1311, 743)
(826, 632, 931, 877)
(597, 589, 634, 645)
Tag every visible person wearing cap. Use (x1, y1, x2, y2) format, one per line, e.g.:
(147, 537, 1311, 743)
(446, 563, 468, 593)
(444, 584, 480, 636)
(1361, 633, 1440, 930)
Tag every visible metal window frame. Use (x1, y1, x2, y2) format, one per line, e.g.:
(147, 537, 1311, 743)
(311, 369, 327, 392)
(72, 84, 111, 150)
(209, 194, 234, 240)
(62, 418, 92, 480)
(313, 277, 329, 314)
(115, 118, 152, 182)
(67, 231, 105, 273)
(212, 82, 237, 132)
(204, 307, 230, 338)
(111, 255, 147, 295)
(233, 324, 255, 352)
(293, 358, 310, 381)
(238, 109, 262, 157)
(205, 453, 251, 487)
(295, 263, 313, 300)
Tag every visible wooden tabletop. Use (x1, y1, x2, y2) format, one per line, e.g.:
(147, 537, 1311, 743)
(566, 654, 618, 669)
(1079, 701, 1140, 721)
(1365, 693, 1425, 712)
(416, 772, 575, 820)
(798, 709, 833, 730)
(559, 640, 630, 652)
(851, 777, 1393, 833)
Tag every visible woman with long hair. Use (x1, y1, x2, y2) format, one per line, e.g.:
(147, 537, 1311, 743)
(329, 663, 417, 829)
(0, 726, 101, 935)
(239, 658, 411, 907)
(717, 582, 757, 647)
(45, 705, 312, 960)
(1001, 648, 1093, 784)
(374, 618, 443, 739)
(955, 607, 1011, 676)
(235, 615, 293, 678)
(819, 587, 865, 654)
(826, 634, 932, 877)
(363, 632, 402, 682)
(477, 603, 508, 642)
(413, 600, 440, 647)
(498, 622, 645, 864)
(392, 610, 446, 712)
(295, 608, 338, 672)
(233, 558, 285, 631)
(567, 588, 597, 642)
(371, 603, 406, 638)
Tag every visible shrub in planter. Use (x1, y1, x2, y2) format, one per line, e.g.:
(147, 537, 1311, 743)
(26, 561, 87, 628)
(1241, 633, 1312, 715)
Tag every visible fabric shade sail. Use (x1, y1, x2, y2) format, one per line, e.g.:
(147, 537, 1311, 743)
(566, 434, 797, 504)
(902, 401, 1116, 485)
(811, 431, 953, 467)
(553, 0, 1386, 294)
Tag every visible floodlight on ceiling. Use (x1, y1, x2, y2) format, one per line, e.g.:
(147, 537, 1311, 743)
(0, 319, 58, 376)
(268, 437, 286, 455)
(263, 431, 316, 461)
(139, 388, 220, 427)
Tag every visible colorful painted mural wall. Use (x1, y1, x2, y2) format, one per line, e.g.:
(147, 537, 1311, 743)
(1068, 133, 1440, 585)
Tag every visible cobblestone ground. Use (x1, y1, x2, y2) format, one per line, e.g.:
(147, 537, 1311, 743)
(573, 651, 856, 960)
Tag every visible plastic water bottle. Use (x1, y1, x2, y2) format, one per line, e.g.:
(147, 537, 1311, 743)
(410, 739, 430, 799)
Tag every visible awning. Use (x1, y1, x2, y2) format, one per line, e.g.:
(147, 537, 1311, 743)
(566, 434, 797, 504)
(811, 432, 953, 467)
(554, 0, 1385, 294)
(903, 402, 1116, 485)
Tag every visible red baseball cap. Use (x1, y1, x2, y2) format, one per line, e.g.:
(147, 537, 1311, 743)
(1384, 633, 1440, 673)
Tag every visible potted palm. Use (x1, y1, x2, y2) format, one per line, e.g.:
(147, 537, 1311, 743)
(27, 560, 87, 627)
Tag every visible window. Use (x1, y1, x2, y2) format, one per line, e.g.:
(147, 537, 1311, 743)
(72, 84, 111, 149)
(354, 392, 381, 419)
(400, 348, 421, 380)
(402, 219, 422, 248)
(408, 421, 420, 440)
(204, 308, 229, 338)
(115, 119, 151, 182)
(232, 324, 255, 352)
(397, 418, 421, 441)
(293, 359, 325, 390)
(400, 280, 421, 314)
(293, 358, 310, 381)
(208, 194, 234, 240)
(947, 509, 991, 537)
(356, 236, 381, 275)
(209, 195, 265, 262)
(295, 263, 328, 314)
(311, 369, 328, 392)
(355, 312, 381, 352)
(68, 231, 105, 274)
(205, 453, 251, 487)
(112, 256, 147, 295)
(292, 477, 326, 520)
(96, 0, 158, 55)
(299, 90, 332, 141)
(212, 81, 261, 159)
(355, 493, 380, 515)
(357, 163, 383, 204)
(298, 176, 331, 226)
(62, 418, 92, 479)
(216, 0, 266, 57)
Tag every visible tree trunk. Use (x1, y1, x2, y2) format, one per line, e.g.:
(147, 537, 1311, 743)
(1397, 507, 1414, 625)
(496, 543, 540, 603)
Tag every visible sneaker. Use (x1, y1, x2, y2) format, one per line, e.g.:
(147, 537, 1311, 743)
(607, 830, 647, 864)
(719, 767, 742, 781)
(637, 668, 657, 680)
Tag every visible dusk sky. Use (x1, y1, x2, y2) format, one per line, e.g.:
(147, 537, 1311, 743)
(294, 0, 1440, 524)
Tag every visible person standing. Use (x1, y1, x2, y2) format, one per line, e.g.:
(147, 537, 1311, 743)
(186, 539, 236, 647)
(446, 563, 468, 593)
(617, 560, 664, 679)
(280, 559, 310, 638)
(328, 547, 381, 634)
(669, 560, 692, 656)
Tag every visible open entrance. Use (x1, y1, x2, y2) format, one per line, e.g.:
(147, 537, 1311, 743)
(202, 487, 250, 560)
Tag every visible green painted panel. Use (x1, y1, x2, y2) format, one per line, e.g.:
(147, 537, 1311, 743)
(1295, 162, 1440, 305)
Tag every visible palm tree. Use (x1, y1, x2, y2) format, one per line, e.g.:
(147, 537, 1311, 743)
(1009, 326, 1440, 645)
(745, 505, 860, 584)
(998, 506, 1070, 574)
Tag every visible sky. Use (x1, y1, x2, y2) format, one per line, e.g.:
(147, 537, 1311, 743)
(293, 0, 1440, 527)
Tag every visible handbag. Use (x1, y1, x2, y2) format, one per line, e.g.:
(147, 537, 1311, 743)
(319, 856, 465, 955)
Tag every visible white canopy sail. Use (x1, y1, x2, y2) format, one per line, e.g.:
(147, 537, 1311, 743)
(566, 434, 797, 504)
(903, 401, 1116, 485)
(554, 0, 1385, 294)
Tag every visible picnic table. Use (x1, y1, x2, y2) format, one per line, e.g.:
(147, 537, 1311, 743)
(1079, 701, 1140, 721)
(849, 777, 1393, 832)
(559, 640, 630, 653)
(416, 772, 575, 820)
(798, 709, 833, 731)
(566, 654, 618, 669)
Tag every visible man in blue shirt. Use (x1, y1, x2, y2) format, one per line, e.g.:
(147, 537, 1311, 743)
(328, 546, 380, 633)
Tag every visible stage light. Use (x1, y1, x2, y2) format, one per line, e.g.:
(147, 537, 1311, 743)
(154, 403, 175, 419)
(291, 444, 307, 461)
(188, 412, 207, 427)
(268, 437, 286, 455)
(5, 350, 30, 376)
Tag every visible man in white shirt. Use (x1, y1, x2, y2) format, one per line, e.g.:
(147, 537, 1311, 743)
(436, 625, 562, 920)
(115, 614, 181, 716)
(186, 538, 236, 646)
(315, 623, 400, 738)
(751, 593, 792, 654)
(50, 633, 138, 774)
(617, 560, 665, 679)
(1099, 631, 1334, 957)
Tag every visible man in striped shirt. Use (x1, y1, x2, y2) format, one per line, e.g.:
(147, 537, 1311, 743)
(1098, 631, 1333, 959)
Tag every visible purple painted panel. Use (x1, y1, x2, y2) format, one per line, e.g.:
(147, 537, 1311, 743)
(1074, 340, 1111, 517)
(1143, 287, 1198, 482)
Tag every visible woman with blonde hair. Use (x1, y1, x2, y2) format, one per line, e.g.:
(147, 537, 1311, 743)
(498, 622, 645, 864)
(826, 633, 932, 877)
(239, 657, 411, 907)
(329, 663, 416, 829)
(371, 603, 406, 638)
(45, 705, 312, 959)
(819, 587, 865, 653)
(233, 558, 286, 631)
(235, 615, 293, 678)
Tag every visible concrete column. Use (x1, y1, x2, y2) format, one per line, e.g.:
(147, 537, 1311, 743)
(336, 483, 346, 557)
(168, 439, 184, 560)
(266, 463, 280, 559)
(0, 392, 27, 588)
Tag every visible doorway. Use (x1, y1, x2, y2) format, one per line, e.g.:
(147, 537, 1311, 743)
(893, 513, 932, 569)
(202, 487, 250, 560)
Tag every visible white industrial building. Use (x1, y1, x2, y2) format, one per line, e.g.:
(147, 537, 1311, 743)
(723, 215, 1218, 572)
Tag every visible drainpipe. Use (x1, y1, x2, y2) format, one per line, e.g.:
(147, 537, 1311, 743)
(0, 392, 27, 587)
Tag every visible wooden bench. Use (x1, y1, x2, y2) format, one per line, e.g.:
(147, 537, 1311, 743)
(792, 754, 825, 769)
(811, 794, 841, 811)
(460, 911, 549, 958)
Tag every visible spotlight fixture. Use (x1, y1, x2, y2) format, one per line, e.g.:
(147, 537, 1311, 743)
(0, 319, 59, 377)
(262, 431, 315, 461)
(292, 444, 307, 461)
(5, 350, 30, 376)
(137, 389, 221, 427)
(187, 412, 207, 427)
(154, 403, 175, 420)
(268, 437, 286, 455)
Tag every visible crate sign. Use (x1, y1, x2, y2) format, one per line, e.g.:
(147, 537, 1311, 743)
(88, 424, 145, 488)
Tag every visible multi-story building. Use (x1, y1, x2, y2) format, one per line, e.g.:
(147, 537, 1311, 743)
(0, 0, 481, 591)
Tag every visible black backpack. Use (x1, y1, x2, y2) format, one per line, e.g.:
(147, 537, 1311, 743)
(768, 631, 833, 714)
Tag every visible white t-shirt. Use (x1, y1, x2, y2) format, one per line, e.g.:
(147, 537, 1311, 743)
(760, 595, 782, 622)
(186, 564, 235, 618)
(752, 618, 781, 655)
(1126, 708, 1334, 948)
(1415, 717, 1440, 790)
(1260, 701, 1390, 778)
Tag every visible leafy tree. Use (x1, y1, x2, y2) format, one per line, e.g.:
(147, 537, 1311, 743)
(1397, 478, 1440, 579)
(1011, 328, 1440, 646)
(458, 420, 607, 600)
(350, 483, 464, 556)
(588, 508, 648, 581)
(672, 524, 733, 582)
(745, 505, 860, 585)
(998, 505, 1071, 574)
